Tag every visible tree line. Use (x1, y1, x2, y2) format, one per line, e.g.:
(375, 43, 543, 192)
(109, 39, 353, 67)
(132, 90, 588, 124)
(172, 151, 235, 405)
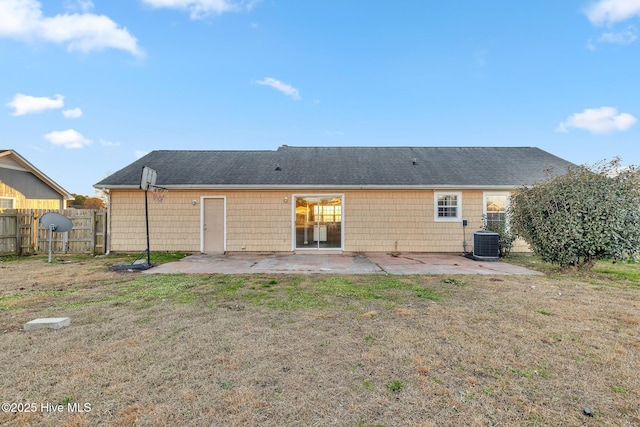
(69, 193, 106, 209)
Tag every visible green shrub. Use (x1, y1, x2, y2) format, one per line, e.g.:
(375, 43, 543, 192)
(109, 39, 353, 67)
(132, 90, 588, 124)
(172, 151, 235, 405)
(481, 216, 516, 257)
(509, 159, 640, 270)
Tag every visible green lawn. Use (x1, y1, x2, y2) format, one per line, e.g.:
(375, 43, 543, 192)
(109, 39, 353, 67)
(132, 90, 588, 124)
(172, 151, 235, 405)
(1, 253, 639, 426)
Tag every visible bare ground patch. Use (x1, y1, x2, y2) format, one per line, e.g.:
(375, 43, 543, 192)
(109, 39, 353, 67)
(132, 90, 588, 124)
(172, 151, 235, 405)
(1, 255, 639, 426)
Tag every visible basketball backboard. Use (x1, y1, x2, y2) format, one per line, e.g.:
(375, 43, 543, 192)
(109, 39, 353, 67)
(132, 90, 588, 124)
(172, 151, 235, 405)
(140, 166, 157, 191)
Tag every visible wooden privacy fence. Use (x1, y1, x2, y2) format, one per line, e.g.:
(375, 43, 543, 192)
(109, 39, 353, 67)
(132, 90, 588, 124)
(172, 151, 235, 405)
(0, 209, 107, 256)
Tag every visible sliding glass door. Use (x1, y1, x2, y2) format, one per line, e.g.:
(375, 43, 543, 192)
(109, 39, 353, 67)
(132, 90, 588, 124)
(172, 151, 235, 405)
(294, 196, 343, 250)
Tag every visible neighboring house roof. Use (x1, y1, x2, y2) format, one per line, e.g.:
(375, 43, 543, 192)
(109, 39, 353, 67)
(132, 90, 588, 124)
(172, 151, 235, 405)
(94, 146, 575, 190)
(0, 149, 74, 200)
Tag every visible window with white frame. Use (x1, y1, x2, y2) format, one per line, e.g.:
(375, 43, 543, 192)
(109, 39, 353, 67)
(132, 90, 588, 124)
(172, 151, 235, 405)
(0, 197, 15, 209)
(434, 192, 462, 221)
(483, 192, 509, 225)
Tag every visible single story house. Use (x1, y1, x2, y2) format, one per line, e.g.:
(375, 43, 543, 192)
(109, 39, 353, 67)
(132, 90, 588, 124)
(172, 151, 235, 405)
(0, 149, 73, 211)
(94, 146, 574, 254)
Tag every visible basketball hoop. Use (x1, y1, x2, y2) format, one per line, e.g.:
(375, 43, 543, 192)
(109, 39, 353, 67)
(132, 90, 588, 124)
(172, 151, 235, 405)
(149, 185, 168, 203)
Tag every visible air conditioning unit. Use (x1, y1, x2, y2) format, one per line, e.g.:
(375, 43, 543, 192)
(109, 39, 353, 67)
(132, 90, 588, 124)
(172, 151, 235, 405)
(472, 231, 499, 261)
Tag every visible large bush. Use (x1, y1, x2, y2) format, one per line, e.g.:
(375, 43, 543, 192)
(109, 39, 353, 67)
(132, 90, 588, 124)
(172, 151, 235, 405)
(509, 159, 640, 269)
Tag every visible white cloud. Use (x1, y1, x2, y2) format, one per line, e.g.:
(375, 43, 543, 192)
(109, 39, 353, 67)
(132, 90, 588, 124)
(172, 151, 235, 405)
(44, 129, 92, 148)
(100, 139, 120, 147)
(255, 77, 301, 100)
(0, 0, 142, 56)
(597, 26, 638, 44)
(62, 107, 83, 118)
(135, 150, 148, 159)
(585, 0, 640, 25)
(142, 0, 260, 20)
(7, 93, 64, 116)
(64, 0, 94, 13)
(556, 106, 637, 134)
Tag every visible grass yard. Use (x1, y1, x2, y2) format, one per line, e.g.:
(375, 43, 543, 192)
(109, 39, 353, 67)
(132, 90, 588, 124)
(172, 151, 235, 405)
(0, 253, 639, 426)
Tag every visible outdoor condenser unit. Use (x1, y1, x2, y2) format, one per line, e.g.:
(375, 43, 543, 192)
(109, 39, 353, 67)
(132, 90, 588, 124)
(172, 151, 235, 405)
(472, 231, 499, 261)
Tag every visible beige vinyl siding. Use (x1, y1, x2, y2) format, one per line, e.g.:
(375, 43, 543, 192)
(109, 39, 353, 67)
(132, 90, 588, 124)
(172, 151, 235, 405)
(345, 190, 477, 252)
(511, 236, 530, 252)
(109, 190, 202, 252)
(109, 190, 292, 252)
(108, 188, 530, 253)
(0, 180, 63, 210)
(226, 191, 291, 252)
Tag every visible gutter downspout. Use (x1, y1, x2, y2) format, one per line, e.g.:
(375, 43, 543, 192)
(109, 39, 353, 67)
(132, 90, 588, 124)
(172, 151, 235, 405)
(103, 189, 111, 255)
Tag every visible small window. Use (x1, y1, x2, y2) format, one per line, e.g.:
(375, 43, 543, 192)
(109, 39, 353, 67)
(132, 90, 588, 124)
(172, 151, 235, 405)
(0, 197, 15, 209)
(484, 193, 509, 225)
(434, 192, 462, 221)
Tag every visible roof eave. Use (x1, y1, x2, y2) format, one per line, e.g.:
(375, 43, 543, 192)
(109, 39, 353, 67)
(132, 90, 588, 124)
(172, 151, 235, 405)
(95, 184, 521, 191)
(3, 150, 74, 200)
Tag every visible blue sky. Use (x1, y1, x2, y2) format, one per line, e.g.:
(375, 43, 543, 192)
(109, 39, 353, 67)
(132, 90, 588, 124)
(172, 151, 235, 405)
(1, 0, 639, 196)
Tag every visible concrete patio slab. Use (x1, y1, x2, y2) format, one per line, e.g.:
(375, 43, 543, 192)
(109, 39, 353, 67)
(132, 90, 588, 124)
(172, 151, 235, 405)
(366, 253, 541, 275)
(143, 253, 542, 275)
(250, 253, 381, 274)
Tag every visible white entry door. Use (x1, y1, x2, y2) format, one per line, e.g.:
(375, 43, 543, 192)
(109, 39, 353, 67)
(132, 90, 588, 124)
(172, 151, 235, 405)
(202, 197, 225, 253)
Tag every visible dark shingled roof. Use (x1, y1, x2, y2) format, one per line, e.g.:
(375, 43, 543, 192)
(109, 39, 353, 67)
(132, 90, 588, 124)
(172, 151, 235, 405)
(94, 146, 574, 189)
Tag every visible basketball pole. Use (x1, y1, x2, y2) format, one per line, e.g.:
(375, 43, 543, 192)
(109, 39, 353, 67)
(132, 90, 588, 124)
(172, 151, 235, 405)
(144, 186, 151, 267)
(140, 165, 158, 268)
